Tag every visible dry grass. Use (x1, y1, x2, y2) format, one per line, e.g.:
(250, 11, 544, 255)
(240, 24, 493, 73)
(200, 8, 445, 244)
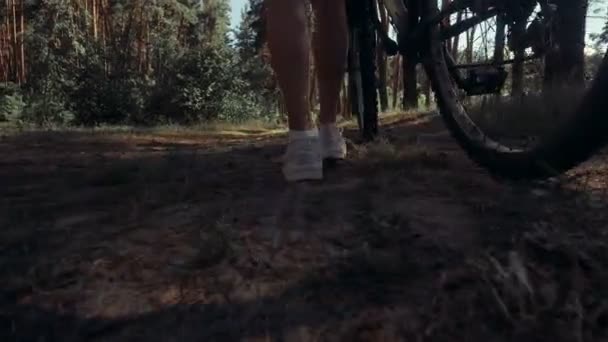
(339, 109, 429, 131)
(0, 118, 285, 139)
(467, 87, 585, 142)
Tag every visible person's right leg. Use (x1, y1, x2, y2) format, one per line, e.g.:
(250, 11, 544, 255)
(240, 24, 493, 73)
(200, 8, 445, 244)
(311, 0, 348, 126)
(266, 0, 322, 181)
(311, 0, 348, 160)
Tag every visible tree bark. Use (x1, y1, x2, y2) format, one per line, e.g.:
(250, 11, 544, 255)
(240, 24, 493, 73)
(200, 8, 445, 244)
(493, 14, 506, 63)
(377, 2, 389, 111)
(511, 20, 525, 97)
(19, 0, 24, 83)
(5, 0, 12, 82)
(422, 72, 431, 108)
(402, 0, 418, 109)
(544, 0, 588, 88)
(11, 0, 19, 84)
(451, 11, 462, 61)
(392, 55, 401, 109)
(441, 0, 452, 52)
(341, 77, 351, 119)
(93, 0, 98, 40)
(465, 20, 476, 63)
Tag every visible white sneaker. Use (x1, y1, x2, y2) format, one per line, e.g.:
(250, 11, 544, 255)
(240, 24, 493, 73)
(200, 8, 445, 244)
(282, 130, 323, 182)
(319, 124, 347, 160)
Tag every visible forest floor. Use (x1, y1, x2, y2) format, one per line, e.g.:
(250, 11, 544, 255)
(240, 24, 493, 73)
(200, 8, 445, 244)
(2, 112, 608, 341)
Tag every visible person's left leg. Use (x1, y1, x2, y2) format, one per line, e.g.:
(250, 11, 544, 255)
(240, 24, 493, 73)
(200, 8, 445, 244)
(311, 0, 349, 160)
(267, 0, 323, 182)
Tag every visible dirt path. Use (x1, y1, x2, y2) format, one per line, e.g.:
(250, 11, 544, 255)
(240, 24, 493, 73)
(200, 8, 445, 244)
(2, 115, 608, 341)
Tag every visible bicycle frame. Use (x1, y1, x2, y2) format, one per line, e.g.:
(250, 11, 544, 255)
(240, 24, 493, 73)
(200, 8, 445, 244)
(379, 0, 551, 44)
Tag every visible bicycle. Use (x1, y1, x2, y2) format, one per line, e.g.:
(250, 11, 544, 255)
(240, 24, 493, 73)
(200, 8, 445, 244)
(346, 0, 608, 180)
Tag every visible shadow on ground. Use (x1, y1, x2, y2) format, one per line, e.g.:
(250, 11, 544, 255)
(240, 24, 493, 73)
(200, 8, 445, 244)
(2, 115, 608, 341)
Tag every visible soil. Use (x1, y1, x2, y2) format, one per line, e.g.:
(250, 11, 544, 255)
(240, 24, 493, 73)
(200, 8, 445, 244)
(2, 114, 608, 342)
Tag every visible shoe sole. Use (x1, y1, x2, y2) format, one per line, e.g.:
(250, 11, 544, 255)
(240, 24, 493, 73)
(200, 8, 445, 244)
(321, 146, 347, 160)
(283, 167, 323, 182)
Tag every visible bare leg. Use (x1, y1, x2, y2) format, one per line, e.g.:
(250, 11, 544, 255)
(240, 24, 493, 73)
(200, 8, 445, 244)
(266, 0, 312, 131)
(311, 0, 348, 125)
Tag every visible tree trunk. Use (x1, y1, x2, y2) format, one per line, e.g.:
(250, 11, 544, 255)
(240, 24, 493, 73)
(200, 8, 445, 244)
(101, 0, 109, 75)
(309, 66, 317, 111)
(511, 20, 525, 97)
(93, 0, 98, 40)
(9, 0, 18, 84)
(465, 20, 476, 64)
(392, 55, 401, 109)
(544, 0, 588, 88)
(451, 11, 462, 61)
(493, 14, 506, 63)
(422, 71, 431, 108)
(5, 0, 12, 82)
(403, 56, 417, 109)
(402, 0, 418, 109)
(19, 0, 24, 83)
(341, 77, 351, 119)
(0, 23, 6, 82)
(377, 2, 389, 111)
(441, 0, 452, 52)
(308, 7, 317, 112)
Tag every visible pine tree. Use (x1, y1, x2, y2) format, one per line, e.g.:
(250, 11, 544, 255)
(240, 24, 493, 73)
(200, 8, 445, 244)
(234, 0, 277, 115)
(0, 0, 268, 125)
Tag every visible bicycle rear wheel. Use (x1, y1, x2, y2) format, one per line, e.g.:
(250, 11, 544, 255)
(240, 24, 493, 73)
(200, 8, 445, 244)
(347, 0, 378, 142)
(420, 1, 608, 180)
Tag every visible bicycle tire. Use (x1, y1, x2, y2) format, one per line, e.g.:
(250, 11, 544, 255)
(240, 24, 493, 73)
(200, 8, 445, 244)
(420, 2, 608, 180)
(347, 0, 379, 142)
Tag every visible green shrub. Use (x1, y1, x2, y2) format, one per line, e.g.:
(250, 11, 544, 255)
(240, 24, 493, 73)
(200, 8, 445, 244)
(0, 83, 25, 122)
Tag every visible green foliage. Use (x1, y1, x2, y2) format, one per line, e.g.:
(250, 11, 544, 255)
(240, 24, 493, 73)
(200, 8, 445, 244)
(71, 65, 154, 125)
(22, 0, 88, 125)
(233, 0, 279, 118)
(585, 51, 606, 78)
(0, 83, 24, 122)
(166, 46, 238, 123)
(10, 0, 279, 127)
